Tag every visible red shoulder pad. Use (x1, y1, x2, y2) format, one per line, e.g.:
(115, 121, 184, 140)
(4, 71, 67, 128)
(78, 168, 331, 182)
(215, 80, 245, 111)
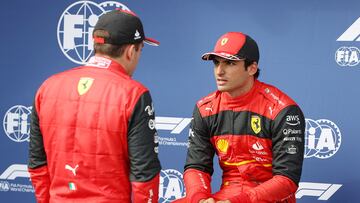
(197, 91, 223, 117)
(259, 83, 297, 118)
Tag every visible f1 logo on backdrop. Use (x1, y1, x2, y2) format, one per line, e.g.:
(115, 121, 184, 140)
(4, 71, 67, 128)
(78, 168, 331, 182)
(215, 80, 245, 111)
(3, 105, 32, 142)
(0, 164, 33, 193)
(156, 117, 191, 134)
(296, 182, 342, 201)
(304, 119, 341, 159)
(335, 17, 360, 67)
(155, 117, 191, 147)
(57, 1, 130, 64)
(0, 164, 29, 181)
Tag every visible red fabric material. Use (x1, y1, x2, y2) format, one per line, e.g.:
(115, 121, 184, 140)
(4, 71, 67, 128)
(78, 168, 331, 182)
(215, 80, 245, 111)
(247, 175, 298, 203)
(28, 165, 50, 203)
(211, 133, 274, 183)
(197, 80, 296, 119)
(183, 169, 212, 203)
(214, 32, 246, 55)
(93, 36, 105, 44)
(208, 175, 296, 202)
(132, 173, 160, 203)
(228, 192, 251, 203)
(33, 56, 148, 202)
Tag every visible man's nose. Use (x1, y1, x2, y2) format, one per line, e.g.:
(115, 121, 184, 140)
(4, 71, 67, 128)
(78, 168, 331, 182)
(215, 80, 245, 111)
(216, 63, 225, 75)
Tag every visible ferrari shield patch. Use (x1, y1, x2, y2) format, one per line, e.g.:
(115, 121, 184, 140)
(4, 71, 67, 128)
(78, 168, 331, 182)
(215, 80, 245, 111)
(251, 115, 261, 134)
(77, 77, 94, 96)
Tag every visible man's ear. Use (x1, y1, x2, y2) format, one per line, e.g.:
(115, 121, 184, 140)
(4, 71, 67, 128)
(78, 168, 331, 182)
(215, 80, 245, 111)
(124, 44, 136, 60)
(248, 62, 258, 76)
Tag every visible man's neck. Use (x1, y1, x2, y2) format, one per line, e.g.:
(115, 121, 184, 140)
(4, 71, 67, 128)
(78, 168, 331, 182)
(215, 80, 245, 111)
(227, 78, 255, 98)
(95, 54, 131, 76)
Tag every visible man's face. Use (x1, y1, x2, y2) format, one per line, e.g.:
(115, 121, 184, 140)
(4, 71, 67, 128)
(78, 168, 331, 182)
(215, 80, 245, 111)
(213, 56, 255, 97)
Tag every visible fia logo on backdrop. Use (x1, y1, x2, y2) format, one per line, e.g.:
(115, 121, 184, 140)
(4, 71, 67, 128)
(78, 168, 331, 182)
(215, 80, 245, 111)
(159, 169, 185, 203)
(57, 1, 130, 64)
(3, 105, 32, 142)
(335, 17, 360, 67)
(304, 119, 341, 159)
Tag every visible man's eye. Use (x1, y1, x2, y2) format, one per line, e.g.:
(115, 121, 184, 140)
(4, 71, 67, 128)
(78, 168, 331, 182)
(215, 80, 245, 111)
(212, 60, 220, 66)
(226, 61, 236, 65)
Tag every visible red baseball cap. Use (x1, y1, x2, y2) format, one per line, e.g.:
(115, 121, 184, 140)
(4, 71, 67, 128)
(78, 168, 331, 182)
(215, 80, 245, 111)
(202, 32, 259, 62)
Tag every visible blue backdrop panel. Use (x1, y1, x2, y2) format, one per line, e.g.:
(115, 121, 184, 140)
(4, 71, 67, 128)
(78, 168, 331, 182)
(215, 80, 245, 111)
(1, 0, 359, 202)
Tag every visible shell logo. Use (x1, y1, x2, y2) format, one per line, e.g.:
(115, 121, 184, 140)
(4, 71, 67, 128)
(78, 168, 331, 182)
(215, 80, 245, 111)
(216, 139, 229, 153)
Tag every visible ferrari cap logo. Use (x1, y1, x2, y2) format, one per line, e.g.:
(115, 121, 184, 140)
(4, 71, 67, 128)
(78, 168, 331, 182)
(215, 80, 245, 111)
(221, 38, 228, 46)
(77, 77, 94, 96)
(216, 139, 229, 153)
(251, 115, 261, 134)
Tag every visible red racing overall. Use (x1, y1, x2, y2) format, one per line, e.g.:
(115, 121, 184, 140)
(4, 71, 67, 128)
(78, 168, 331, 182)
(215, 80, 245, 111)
(29, 56, 161, 203)
(182, 80, 305, 203)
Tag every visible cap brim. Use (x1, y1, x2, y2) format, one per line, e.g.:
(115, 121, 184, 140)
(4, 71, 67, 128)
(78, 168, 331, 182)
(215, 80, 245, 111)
(201, 52, 244, 61)
(144, 37, 160, 46)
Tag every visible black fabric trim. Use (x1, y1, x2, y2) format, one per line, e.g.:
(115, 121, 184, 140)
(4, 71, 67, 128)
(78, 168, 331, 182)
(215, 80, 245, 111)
(203, 110, 273, 139)
(184, 105, 215, 175)
(28, 100, 47, 169)
(271, 105, 305, 184)
(128, 91, 161, 182)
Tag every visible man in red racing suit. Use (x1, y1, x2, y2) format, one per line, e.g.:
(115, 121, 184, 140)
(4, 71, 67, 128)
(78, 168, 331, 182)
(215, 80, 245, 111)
(174, 32, 305, 203)
(28, 10, 161, 203)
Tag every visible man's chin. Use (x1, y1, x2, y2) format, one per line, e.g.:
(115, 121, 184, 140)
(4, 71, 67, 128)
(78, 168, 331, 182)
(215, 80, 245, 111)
(217, 86, 228, 92)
